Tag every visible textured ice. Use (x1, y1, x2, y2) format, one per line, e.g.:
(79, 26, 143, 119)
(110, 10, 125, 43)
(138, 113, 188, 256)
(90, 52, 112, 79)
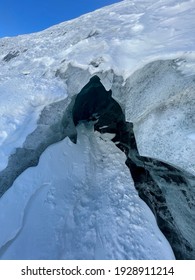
(0, 124, 174, 260)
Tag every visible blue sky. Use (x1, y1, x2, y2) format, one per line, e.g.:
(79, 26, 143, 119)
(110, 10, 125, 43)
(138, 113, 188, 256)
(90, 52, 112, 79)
(0, 0, 121, 38)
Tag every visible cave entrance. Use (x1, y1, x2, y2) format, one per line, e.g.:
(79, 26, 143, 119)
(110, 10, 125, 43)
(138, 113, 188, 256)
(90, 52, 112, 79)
(72, 75, 128, 148)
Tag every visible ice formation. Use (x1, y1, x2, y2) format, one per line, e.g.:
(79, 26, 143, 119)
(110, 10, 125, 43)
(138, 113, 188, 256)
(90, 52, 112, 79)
(0, 0, 195, 259)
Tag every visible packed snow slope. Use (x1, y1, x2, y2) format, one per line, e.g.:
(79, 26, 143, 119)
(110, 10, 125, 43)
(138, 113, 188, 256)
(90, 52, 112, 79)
(0, 0, 194, 259)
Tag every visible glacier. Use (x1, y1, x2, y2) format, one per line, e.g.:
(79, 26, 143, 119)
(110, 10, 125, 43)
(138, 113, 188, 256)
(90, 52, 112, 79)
(0, 0, 195, 259)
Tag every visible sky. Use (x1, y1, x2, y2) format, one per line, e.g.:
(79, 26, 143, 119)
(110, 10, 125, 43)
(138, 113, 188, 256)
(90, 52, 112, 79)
(0, 0, 121, 38)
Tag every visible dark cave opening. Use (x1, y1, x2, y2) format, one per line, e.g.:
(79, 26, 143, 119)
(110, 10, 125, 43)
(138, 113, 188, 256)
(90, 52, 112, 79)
(73, 76, 126, 137)
(72, 75, 194, 260)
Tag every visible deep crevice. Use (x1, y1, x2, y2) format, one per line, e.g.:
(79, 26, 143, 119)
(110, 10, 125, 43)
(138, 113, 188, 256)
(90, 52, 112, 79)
(72, 75, 195, 260)
(124, 126, 194, 260)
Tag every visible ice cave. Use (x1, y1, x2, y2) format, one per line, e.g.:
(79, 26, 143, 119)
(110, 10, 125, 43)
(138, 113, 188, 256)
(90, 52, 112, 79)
(0, 0, 195, 260)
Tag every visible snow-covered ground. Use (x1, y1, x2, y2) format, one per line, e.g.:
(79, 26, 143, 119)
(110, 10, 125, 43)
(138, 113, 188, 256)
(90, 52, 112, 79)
(0, 0, 194, 259)
(0, 124, 174, 259)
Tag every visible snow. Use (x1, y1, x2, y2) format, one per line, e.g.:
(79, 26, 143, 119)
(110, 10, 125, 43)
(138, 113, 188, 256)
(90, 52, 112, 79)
(0, 0, 194, 171)
(0, 124, 174, 259)
(121, 58, 195, 175)
(0, 75, 67, 171)
(0, 0, 195, 259)
(187, 133, 195, 141)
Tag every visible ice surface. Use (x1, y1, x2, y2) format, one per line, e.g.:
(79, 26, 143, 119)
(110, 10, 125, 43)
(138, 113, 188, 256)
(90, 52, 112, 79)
(0, 124, 174, 259)
(187, 133, 195, 141)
